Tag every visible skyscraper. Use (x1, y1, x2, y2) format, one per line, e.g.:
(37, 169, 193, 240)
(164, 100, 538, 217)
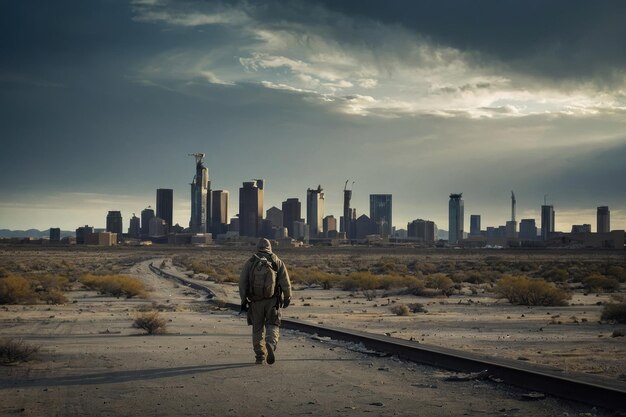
(541, 205, 555, 240)
(407, 219, 435, 242)
(106, 211, 123, 241)
(239, 180, 263, 237)
(140, 207, 154, 237)
(323, 215, 337, 237)
(266, 206, 283, 228)
(519, 219, 537, 240)
(211, 190, 229, 235)
(597, 206, 610, 233)
(469, 215, 481, 236)
(282, 198, 301, 239)
(343, 181, 353, 239)
(128, 214, 140, 238)
(448, 193, 464, 244)
(369, 194, 392, 236)
(49, 228, 61, 242)
(508, 191, 517, 236)
(307, 185, 325, 238)
(189, 153, 210, 233)
(156, 188, 173, 229)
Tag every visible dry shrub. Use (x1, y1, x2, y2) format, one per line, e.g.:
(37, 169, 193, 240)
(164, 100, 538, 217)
(606, 266, 626, 283)
(495, 275, 571, 306)
(543, 268, 569, 282)
(0, 276, 36, 304)
(133, 311, 167, 334)
(41, 289, 68, 304)
(601, 303, 626, 323)
(81, 275, 146, 298)
(390, 304, 410, 316)
(290, 268, 336, 289)
(425, 273, 455, 296)
(407, 303, 427, 313)
(583, 274, 620, 292)
(0, 338, 40, 363)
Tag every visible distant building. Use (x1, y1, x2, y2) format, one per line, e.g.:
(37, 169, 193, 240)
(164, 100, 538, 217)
(49, 228, 61, 242)
(239, 180, 263, 237)
(141, 207, 155, 237)
(505, 220, 518, 238)
(541, 205, 555, 240)
(323, 215, 337, 237)
(407, 219, 435, 242)
(369, 194, 392, 237)
(571, 224, 592, 234)
(128, 214, 140, 238)
(519, 219, 537, 240)
(293, 220, 309, 242)
(282, 198, 301, 239)
(306, 185, 325, 238)
(189, 153, 210, 233)
(75, 225, 94, 244)
(94, 232, 116, 246)
(106, 211, 123, 241)
(229, 217, 239, 233)
(260, 219, 274, 239)
(156, 189, 173, 230)
(266, 206, 283, 229)
(469, 215, 481, 236)
(448, 193, 464, 244)
(355, 214, 377, 240)
(149, 216, 168, 237)
(343, 184, 354, 239)
(597, 206, 610, 233)
(211, 190, 229, 235)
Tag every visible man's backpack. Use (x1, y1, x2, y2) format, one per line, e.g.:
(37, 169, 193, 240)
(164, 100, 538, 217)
(248, 254, 277, 301)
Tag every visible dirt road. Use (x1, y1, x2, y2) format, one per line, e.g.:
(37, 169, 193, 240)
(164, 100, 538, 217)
(0, 259, 613, 416)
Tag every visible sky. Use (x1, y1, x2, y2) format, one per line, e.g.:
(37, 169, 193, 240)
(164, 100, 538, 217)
(1, 0, 626, 232)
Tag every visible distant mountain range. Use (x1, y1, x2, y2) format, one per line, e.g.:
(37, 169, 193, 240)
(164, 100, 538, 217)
(0, 229, 76, 239)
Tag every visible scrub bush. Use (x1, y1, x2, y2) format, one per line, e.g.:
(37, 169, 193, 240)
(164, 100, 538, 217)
(495, 275, 570, 306)
(0, 338, 40, 363)
(0, 276, 36, 304)
(583, 274, 620, 292)
(390, 304, 410, 316)
(81, 275, 146, 298)
(133, 311, 167, 334)
(601, 303, 626, 323)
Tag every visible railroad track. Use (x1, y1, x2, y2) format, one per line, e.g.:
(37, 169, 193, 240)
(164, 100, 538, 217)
(148, 263, 626, 411)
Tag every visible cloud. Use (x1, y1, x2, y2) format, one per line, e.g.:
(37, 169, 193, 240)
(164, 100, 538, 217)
(129, 0, 626, 120)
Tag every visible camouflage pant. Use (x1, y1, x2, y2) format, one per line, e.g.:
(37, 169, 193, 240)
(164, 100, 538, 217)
(247, 297, 282, 360)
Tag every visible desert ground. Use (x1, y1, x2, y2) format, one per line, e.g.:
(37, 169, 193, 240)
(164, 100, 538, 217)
(0, 245, 624, 416)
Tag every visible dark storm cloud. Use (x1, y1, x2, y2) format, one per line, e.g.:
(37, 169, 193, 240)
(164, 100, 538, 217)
(245, 0, 626, 85)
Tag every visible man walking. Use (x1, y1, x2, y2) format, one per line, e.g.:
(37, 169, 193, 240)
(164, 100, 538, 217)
(239, 238, 292, 365)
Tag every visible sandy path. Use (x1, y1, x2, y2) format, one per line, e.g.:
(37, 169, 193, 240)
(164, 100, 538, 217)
(0, 259, 614, 416)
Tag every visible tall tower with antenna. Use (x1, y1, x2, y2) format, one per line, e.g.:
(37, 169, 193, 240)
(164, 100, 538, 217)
(506, 191, 517, 238)
(189, 153, 210, 233)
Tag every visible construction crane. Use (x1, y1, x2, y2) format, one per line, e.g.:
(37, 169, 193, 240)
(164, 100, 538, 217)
(188, 153, 205, 164)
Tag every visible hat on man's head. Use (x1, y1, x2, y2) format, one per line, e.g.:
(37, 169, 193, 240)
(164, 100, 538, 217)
(257, 238, 272, 253)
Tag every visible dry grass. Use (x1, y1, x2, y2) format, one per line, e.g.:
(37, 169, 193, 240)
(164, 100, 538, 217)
(0, 338, 40, 363)
(583, 274, 620, 292)
(390, 304, 410, 316)
(495, 275, 571, 306)
(80, 275, 146, 298)
(0, 274, 68, 305)
(133, 311, 167, 334)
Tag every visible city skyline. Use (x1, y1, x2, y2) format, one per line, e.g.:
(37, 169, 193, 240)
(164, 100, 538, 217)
(1, 1, 625, 231)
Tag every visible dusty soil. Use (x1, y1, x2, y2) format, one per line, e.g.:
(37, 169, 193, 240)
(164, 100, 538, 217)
(0, 257, 616, 416)
(0, 248, 626, 416)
